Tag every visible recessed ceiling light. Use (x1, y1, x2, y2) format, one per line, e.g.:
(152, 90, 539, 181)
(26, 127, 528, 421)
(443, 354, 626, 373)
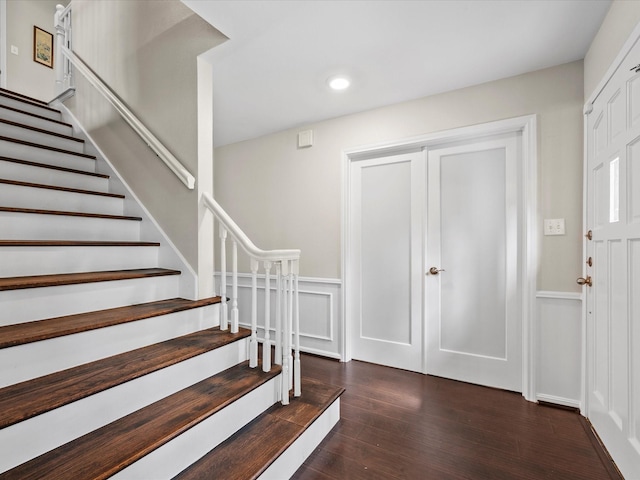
(328, 76, 350, 90)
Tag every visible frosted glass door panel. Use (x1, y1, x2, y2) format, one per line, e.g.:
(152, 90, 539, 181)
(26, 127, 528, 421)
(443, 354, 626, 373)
(439, 148, 506, 358)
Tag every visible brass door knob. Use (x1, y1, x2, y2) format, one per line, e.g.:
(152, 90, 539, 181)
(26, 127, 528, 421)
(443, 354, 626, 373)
(429, 267, 445, 275)
(577, 276, 592, 287)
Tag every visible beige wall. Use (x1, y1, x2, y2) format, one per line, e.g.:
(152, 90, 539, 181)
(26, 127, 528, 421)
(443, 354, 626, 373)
(5, 0, 62, 101)
(65, 0, 225, 271)
(584, 0, 640, 99)
(215, 61, 584, 292)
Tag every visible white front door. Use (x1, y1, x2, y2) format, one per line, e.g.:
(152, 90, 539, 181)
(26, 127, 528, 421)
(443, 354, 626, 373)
(584, 32, 640, 477)
(425, 135, 522, 392)
(349, 152, 425, 372)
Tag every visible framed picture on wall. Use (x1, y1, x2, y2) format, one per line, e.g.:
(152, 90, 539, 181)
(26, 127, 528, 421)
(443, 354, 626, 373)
(33, 26, 53, 68)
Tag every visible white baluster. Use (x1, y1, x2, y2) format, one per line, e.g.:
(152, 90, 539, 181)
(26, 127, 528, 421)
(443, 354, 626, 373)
(274, 262, 282, 365)
(219, 227, 228, 331)
(293, 260, 301, 397)
(249, 258, 259, 368)
(54, 5, 66, 94)
(263, 261, 272, 372)
(231, 241, 239, 333)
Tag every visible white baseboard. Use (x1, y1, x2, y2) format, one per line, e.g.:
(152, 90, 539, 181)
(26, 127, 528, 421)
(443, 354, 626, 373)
(536, 393, 581, 410)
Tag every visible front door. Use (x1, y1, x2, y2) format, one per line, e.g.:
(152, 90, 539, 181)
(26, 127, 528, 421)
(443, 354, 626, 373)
(584, 33, 640, 477)
(425, 134, 522, 392)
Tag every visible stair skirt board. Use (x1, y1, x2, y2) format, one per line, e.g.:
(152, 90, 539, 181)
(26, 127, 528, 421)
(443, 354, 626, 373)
(0, 337, 250, 473)
(0, 95, 62, 121)
(0, 157, 109, 192)
(259, 399, 341, 480)
(0, 245, 160, 276)
(0, 274, 181, 324)
(0, 211, 141, 241)
(112, 376, 281, 480)
(0, 138, 95, 172)
(0, 106, 73, 136)
(0, 181, 124, 215)
(0, 122, 84, 153)
(0, 303, 221, 387)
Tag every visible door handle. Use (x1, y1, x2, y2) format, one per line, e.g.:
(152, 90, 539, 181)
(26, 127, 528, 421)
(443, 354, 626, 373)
(428, 267, 445, 275)
(577, 276, 592, 287)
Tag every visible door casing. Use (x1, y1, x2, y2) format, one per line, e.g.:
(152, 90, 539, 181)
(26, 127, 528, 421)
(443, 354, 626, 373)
(342, 114, 538, 401)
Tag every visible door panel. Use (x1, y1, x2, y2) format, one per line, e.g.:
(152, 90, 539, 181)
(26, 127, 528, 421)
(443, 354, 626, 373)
(584, 32, 640, 477)
(426, 135, 521, 392)
(350, 152, 424, 372)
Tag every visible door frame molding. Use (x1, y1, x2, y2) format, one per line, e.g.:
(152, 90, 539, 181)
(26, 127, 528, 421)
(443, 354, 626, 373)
(341, 114, 538, 401)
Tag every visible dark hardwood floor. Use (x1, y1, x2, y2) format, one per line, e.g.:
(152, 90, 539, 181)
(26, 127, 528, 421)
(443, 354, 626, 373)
(293, 354, 622, 480)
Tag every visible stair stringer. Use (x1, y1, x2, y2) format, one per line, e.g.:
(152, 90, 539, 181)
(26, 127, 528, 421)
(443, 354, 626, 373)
(52, 100, 199, 300)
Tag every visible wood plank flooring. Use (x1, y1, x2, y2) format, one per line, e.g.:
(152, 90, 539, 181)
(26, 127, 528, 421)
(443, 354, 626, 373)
(293, 355, 623, 480)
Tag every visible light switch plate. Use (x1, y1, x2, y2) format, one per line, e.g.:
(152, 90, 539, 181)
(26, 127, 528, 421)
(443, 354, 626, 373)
(298, 129, 313, 148)
(10, 45, 18, 55)
(544, 218, 565, 235)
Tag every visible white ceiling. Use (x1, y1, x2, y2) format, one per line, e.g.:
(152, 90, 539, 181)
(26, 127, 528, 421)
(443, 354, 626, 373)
(183, 0, 612, 147)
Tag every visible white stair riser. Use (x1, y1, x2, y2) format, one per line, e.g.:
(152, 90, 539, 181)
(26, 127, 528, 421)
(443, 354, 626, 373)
(113, 375, 281, 480)
(0, 107, 72, 136)
(0, 334, 247, 473)
(0, 159, 109, 192)
(0, 122, 84, 153)
(0, 212, 140, 242)
(259, 400, 341, 480)
(0, 275, 180, 324)
(0, 97, 61, 121)
(0, 303, 221, 388)
(0, 183, 123, 216)
(0, 139, 95, 172)
(0, 245, 159, 277)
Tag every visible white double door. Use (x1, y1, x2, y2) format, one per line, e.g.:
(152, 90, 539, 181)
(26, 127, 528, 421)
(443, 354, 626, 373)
(350, 133, 522, 392)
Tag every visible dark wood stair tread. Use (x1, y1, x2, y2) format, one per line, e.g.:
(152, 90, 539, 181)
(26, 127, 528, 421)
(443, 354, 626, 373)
(174, 378, 345, 480)
(0, 118, 84, 143)
(0, 297, 222, 349)
(0, 324, 246, 429)
(0, 88, 50, 107)
(0, 240, 159, 247)
(0, 206, 141, 221)
(0, 156, 109, 179)
(0, 360, 277, 480)
(0, 178, 123, 198)
(0, 136, 96, 159)
(0, 268, 181, 291)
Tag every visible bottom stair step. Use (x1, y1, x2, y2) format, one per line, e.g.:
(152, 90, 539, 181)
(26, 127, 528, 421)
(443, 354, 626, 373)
(0, 362, 281, 480)
(174, 378, 345, 480)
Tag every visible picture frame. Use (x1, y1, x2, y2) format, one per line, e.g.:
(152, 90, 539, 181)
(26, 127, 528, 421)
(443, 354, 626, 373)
(33, 26, 53, 68)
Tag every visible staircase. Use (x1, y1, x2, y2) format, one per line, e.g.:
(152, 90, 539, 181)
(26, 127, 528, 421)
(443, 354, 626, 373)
(0, 88, 342, 479)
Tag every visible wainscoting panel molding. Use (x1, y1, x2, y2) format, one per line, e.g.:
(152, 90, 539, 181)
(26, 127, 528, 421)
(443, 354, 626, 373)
(536, 291, 583, 409)
(214, 274, 342, 359)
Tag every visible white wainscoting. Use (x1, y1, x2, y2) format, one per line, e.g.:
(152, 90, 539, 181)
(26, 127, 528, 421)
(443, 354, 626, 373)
(536, 291, 583, 409)
(214, 274, 342, 359)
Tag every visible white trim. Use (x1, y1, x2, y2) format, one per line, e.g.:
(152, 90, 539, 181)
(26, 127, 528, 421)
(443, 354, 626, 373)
(217, 271, 341, 285)
(536, 291, 582, 301)
(342, 115, 538, 400)
(536, 394, 581, 410)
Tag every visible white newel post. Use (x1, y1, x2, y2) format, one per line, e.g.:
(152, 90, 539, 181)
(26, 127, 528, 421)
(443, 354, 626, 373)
(275, 262, 283, 365)
(263, 261, 272, 372)
(293, 260, 301, 397)
(219, 227, 228, 330)
(230, 241, 239, 334)
(54, 5, 65, 94)
(249, 258, 259, 368)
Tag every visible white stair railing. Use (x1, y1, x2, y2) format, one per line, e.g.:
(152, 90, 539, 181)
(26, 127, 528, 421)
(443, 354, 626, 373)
(203, 193, 301, 404)
(54, 4, 302, 404)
